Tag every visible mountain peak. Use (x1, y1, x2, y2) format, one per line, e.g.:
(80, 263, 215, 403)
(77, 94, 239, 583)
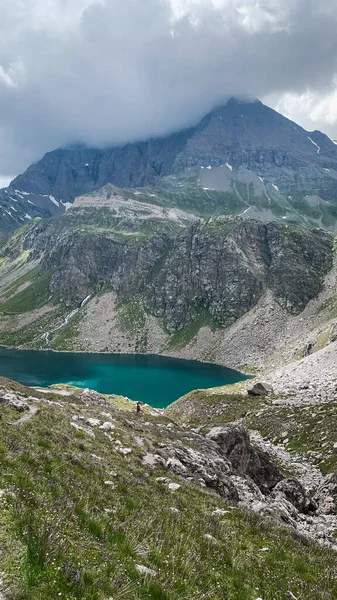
(1, 98, 337, 235)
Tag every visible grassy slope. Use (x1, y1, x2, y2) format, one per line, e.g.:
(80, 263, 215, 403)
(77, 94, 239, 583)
(0, 378, 336, 599)
(138, 176, 337, 230)
(165, 388, 337, 475)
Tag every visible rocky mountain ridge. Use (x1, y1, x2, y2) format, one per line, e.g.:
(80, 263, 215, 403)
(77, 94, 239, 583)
(0, 204, 334, 363)
(2, 98, 337, 234)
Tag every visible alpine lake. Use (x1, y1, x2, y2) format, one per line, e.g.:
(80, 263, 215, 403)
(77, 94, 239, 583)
(0, 347, 248, 408)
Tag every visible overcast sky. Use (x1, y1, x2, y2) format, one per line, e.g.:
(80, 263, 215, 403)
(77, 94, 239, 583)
(1, 0, 337, 182)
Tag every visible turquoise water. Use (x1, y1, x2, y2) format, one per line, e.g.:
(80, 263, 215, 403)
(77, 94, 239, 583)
(0, 347, 248, 408)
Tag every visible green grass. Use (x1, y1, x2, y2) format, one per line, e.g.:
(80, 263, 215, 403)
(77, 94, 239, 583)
(134, 179, 245, 218)
(51, 309, 87, 351)
(0, 378, 337, 599)
(0, 270, 54, 314)
(0, 305, 64, 349)
(166, 309, 218, 350)
(244, 400, 337, 475)
(165, 388, 269, 426)
(0, 266, 40, 303)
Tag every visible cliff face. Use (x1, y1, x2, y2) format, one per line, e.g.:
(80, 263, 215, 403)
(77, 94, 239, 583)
(18, 210, 334, 332)
(0, 187, 334, 366)
(2, 98, 337, 234)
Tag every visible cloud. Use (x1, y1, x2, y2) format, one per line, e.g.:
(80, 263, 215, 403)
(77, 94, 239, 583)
(1, 0, 337, 176)
(267, 86, 337, 140)
(0, 176, 14, 188)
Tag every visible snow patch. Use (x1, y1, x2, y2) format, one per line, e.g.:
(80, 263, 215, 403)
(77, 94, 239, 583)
(225, 163, 233, 172)
(25, 213, 32, 220)
(61, 201, 72, 211)
(206, 165, 212, 170)
(10, 206, 17, 212)
(239, 207, 250, 216)
(308, 137, 320, 154)
(133, 191, 141, 195)
(323, 168, 330, 172)
(282, 216, 287, 219)
(272, 184, 279, 192)
(85, 163, 89, 167)
(27, 200, 35, 205)
(81, 295, 91, 307)
(258, 176, 264, 182)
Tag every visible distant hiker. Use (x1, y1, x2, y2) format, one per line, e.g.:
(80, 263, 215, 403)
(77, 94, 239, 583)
(136, 402, 141, 415)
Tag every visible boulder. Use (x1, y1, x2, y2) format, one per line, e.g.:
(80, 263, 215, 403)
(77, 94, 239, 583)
(212, 508, 230, 516)
(206, 425, 282, 492)
(135, 565, 157, 577)
(166, 457, 187, 476)
(168, 483, 181, 492)
(100, 422, 115, 431)
(314, 473, 337, 515)
(80, 389, 108, 406)
(247, 382, 274, 396)
(251, 497, 298, 528)
(302, 341, 316, 357)
(7, 398, 30, 412)
(86, 418, 101, 427)
(271, 479, 316, 514)
(0, 392, 29, 412)
(119, 447, 132, 456)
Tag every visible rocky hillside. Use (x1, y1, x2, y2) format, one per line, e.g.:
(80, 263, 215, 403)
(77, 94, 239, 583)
(2, 98, 337, 234)
(166, 339, 337, 522)
(1, 376, 337, 599)
(0, 201, 334, 366)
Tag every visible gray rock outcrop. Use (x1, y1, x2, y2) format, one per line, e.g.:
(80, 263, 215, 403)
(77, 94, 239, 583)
(314, 474, 337, 515)
(17, 216, 334, 335)
(247, 382, 274, 396)
(205, 425, 283, 492)
(270, 479, 317, 514)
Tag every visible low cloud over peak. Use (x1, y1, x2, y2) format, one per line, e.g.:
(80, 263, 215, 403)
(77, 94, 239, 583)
(1, 0, 337, 175)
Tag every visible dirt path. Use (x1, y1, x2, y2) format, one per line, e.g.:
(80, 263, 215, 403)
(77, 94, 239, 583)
(7, 405, 38, 426)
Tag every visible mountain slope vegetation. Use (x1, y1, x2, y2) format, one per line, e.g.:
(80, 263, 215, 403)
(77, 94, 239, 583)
(1, 377, 337, 600)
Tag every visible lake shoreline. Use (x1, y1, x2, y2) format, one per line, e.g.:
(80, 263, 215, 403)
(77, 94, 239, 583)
(0, 343, 253, 375)
(0, 347, 249, 408)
